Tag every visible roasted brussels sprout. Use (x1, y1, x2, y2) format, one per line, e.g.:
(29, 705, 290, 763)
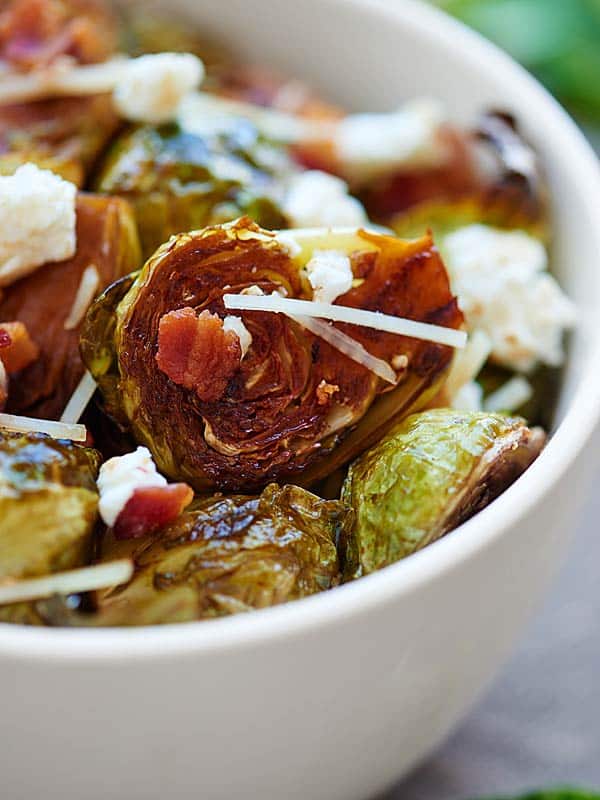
(94, 122, 289, 257)
(81, 219, 463, 492)
(390, 188, 548, 245)
(0, 95, 121, 187)
(0, 0, 121, 185)
(39, 484, 348, 626)
(341, 409, 545, 578)
(0, 193, 141, 419)
(0, 431, 100, 580)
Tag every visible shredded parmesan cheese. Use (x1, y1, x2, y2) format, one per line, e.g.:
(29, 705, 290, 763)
(60, 370, 97, 424)
(444, 329, 492, 401)
(0, 56, 131, 105)
(223, 293, 467, 349)
(484, 376, 533, 413)
(179, 91, 334, 143)
(64, 264, 100, 331)
(0, 560, 134, 605)
(291, 315, 397, 384)
(0, 412, 86, 441)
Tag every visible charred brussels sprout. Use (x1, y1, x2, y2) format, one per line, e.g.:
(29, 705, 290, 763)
(40, 484, 348, 626)
(341, 409, 545, 578)
(94, 122, 289, 257)
(0, 432, 100, 580)
(81, 219, 464, 492)
(390, 189, 548, 245)
(0, 193, 141, 419)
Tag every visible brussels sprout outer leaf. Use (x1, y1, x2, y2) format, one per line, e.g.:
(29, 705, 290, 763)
(79, 271, 139, 429)
(341, 409, 545, 578)
(38, 484, 350, 627)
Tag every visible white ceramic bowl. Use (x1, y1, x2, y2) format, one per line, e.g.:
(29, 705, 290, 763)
(2, 2, 600, 798)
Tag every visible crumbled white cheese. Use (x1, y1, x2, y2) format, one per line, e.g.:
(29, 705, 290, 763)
(223, 315, 253, 358)
(451, 380, 484, 412)
(443, 225, 577, 373)
(305, 249, 354, 304)
(335, 99, 447, 184)
(281, 170, 368, 228)
(0, 163, 76, 288)
(113, 53, 204, 124)
(97, 446, 167, 528)
(484, 376, 533, 413)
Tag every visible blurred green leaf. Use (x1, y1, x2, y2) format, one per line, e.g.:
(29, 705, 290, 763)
(433, 0, 600, 127)
(470, 790, 600, 800)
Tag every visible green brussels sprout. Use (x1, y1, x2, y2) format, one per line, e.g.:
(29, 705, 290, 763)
(38, 484, 349, 627)
(94, 121, 289, 257)
(0, 432, 100, 580)
(340, 409, 545, 578)
(81, 220, 464, 493)
(391, 190, 548, 244)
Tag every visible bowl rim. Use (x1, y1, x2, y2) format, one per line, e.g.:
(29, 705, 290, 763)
(2, 0, 600, 662)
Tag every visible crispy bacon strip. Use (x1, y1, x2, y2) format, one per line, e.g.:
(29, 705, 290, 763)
(0, 0, 117, 70)
(0, 320, 39, 373)
(156, 308, 242, 402)
(113, 483, 194, 541)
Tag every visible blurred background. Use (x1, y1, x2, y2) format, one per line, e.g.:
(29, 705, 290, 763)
(388, 2, 600, 798)
(432, 0, 600, 149)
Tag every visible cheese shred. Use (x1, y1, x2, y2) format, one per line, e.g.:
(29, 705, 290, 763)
(223, 293, 466, 349)
(64, 264, 100, 331)
(0, 412, 87, 441)
(0, 560, 134, 605)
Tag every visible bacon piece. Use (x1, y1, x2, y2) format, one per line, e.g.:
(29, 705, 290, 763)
(156, 308, 242, 402)
(0, 320, 39, 373)
(0, 360, 7, 411)
(0, 0, 117, 71)
(113, 483, 194, 540)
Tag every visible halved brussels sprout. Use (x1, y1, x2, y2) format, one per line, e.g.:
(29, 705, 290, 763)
(340, 409, 545, 578)
(94, 122, 289, 257)
(81, 220, 463, 492)
(0, 95, 122, 188)
(1, 193, 141, 419)
(0, 432, 100, 580)
(390, 189, 548, 245)
(38, 484, 348, 626)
